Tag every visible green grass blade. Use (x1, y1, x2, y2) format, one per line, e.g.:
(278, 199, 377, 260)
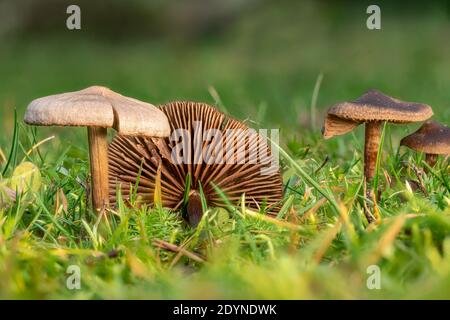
(183, 173, 191, 206)
(373, 122, 388, 192)
(2, 109, 19, 176)
(272, 140, 341, 215)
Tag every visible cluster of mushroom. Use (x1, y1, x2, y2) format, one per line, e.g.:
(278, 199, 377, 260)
(20, 86, 449, 226)
(23, 86, 283, 226)
(322, 89, 449, 183)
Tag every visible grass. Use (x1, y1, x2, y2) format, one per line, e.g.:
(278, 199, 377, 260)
(0, 1, 450, 299)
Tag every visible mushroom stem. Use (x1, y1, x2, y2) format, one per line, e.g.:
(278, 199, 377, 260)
(364, 121, 382, 181)
(425, 153, 437, 167)
(185, 190, 204, 227)
(87, 127, 110, 212)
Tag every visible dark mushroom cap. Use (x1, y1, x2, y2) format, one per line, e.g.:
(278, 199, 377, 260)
(108, 101, 283, 214)
(400, 120, 450, 155)
(323, 89, 433, 139)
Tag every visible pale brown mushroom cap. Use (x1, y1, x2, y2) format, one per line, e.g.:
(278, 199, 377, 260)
(323, 89, 433, 139)
(400, 121, 450, 155)
(24, 86, 170, 137)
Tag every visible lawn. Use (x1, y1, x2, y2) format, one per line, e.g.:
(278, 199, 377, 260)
(0, 1, 449, 299)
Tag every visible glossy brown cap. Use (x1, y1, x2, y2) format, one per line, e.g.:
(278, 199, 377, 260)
(400, 120, 450, 155)
(323, 89, 433, 139)
(24, 86, 170, 137)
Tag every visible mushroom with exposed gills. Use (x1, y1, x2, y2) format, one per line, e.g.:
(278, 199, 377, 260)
(24, 86, 170, 212)
(108, 101, 284, 227)
(400, 120, 450, 167)
(322, 89, 433, 181)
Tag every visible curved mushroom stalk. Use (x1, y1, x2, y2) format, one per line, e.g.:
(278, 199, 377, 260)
(87, 127, 110, 211)
(364, 121, 383, 180)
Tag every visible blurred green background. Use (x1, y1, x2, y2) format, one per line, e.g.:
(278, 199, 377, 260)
(0, 0, 449, 156)
(1, 0, 450, 300)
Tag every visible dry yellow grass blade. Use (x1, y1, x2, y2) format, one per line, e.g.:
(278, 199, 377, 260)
(49, 248, 105, 258)
(312, 201, 357, 263)
(153, 238, 205, 263)
(303, 186, 312, 202)
(153, 165, 162, 207)
(126, 250, 152, 279)
(244, 208, 303, 231)
(55, 188, 68, 214)
(287, 207, 301, 254)
(371, 191, 382, 224)
(366, 215, 406, 265)
(21, 135, 55, 162)
(0, 147, 6, 163)
(44, 189, 69, 241)
(301, 197, 328, 222)
(338, 201, 356, 240)
(313, 221, 342, 263)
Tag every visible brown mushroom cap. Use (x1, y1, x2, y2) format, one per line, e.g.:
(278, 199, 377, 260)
(24, 86, 170, 137)
(108, 101, 284, 215)
(400, 120, 450, 155)
(323, 89, 433, 139)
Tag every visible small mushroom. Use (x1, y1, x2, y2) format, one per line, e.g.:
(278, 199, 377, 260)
(24, 86, 170, 212)
(323, 89, 433, 181)
(108, 101, 283, 227)
(400, 120, 450, 167)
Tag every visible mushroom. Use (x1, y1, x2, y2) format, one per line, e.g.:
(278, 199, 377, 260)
(24, 86, 170, 212)
(108, 101, 283, 226)
(322, 89, 433, 181)
(400, 120, 450, 167)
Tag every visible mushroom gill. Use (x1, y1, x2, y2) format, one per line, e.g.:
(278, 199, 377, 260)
(108, 101, 284, 225)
